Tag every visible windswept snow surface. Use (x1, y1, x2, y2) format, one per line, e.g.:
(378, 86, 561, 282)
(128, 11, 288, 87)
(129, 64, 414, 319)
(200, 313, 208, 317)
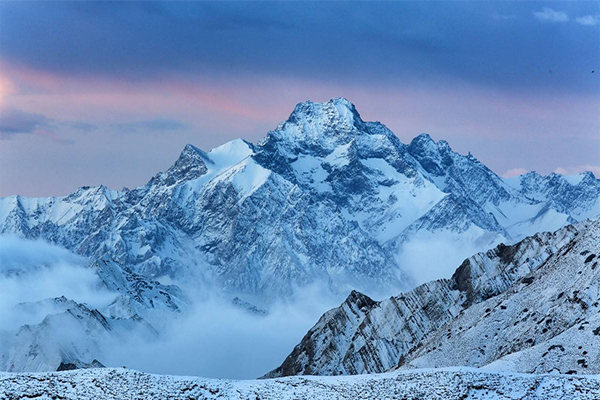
(1, 368, 599, 400)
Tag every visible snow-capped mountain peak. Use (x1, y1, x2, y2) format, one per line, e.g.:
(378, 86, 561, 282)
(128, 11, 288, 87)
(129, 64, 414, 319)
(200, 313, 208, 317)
(1, 98, 599, 299)
(257, 98, 397, 161)
(285, 97, 362, 131)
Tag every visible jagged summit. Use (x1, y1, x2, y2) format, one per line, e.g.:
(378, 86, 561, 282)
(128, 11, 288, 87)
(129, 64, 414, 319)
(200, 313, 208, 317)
(407, 133, 441, 157)
(150, 143, 211, 186)
(511, 170, 597, 183)
(257, 98, 396, 159)
(172, 139, 253, 175)
(409, 134, 451, 157)
(181, 143, 213, 163)
(343, 289, 377, 310)
(288, 97, 362, 125)
(410, 132, 435, 143)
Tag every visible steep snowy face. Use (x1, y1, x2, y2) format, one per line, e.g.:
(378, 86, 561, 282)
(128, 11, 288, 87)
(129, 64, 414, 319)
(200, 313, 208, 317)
(265, 281, 462, 377)
(177, 164, 400, 297)
(91, 258, 187, 320)
(264, 290, 378, 377)
(451, 224, 578, 307)
(0, 98, 599, 300)
(404, 134, 546, 244)
(267, 221, 588, 377)
(407, 134, 514, 207)
(254, 101, 460, 245)
(150, 144, 211, 188)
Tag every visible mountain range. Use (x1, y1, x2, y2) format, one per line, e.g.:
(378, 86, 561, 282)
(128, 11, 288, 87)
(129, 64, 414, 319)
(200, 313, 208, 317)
(1, 98, 599, 375)
(1, 98, 598, 301)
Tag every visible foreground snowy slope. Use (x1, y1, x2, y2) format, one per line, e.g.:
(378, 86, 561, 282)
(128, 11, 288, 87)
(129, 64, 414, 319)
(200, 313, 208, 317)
(1, 367, 599, 400)
(1, 98, 598, 300)
(268, 218, 600, 377)
(401, 218, 600, 374)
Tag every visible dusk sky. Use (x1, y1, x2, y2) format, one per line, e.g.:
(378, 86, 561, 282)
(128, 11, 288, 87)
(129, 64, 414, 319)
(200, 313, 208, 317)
(0, 1, 599, 197)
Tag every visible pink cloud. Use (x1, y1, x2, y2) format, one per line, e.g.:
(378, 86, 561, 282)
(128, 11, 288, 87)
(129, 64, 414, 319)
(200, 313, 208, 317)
(555, 165, 600, 177)
(1, 60, 598, 197)
(501, 168, 529, 178)
(0, 61, 63, 93)
(3, 57, 598, 145)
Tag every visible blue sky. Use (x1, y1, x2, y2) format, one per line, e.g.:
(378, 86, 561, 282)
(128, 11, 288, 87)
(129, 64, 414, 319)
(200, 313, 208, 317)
(0, 1, 599, 196)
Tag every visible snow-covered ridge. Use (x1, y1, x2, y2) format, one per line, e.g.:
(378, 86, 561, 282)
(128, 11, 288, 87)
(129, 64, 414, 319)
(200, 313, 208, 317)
(1, 367, 599, 400)
(401, 218, 600, 375)
(268, 219, 600, 378)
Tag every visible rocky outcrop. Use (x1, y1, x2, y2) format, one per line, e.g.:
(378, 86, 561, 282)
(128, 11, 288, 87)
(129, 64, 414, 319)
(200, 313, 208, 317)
(266, 220, 591, 377)
(401, 219, 600, 375)
(56, 359, 104, 372)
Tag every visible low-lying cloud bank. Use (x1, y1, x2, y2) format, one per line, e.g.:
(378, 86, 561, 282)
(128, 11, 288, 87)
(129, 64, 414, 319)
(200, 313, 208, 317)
(1, 233, 487, 378)
(0, 236, 343, 378)
(0, 236, 114, 330)
(103, 291, 341, 379)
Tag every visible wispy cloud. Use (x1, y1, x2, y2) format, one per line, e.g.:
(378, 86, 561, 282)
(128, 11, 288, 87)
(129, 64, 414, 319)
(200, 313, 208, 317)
(555, 165, 600, 177)
(0, 106, 185, 141)
(0, 108, 51, 137)
(533, 8, 569, 23)
(0, 235, 343, 379)
(113, 118, 186, 133)
(0, 107, 96, 142)
(0, 235, 114, 331)
(63, 121, 98, 133)
(501, 167, 529, 178)
(576, 15, 600, 27)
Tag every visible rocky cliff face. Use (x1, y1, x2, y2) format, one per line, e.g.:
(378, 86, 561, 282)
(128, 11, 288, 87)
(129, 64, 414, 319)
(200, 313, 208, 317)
(266, 219, 594, 377)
